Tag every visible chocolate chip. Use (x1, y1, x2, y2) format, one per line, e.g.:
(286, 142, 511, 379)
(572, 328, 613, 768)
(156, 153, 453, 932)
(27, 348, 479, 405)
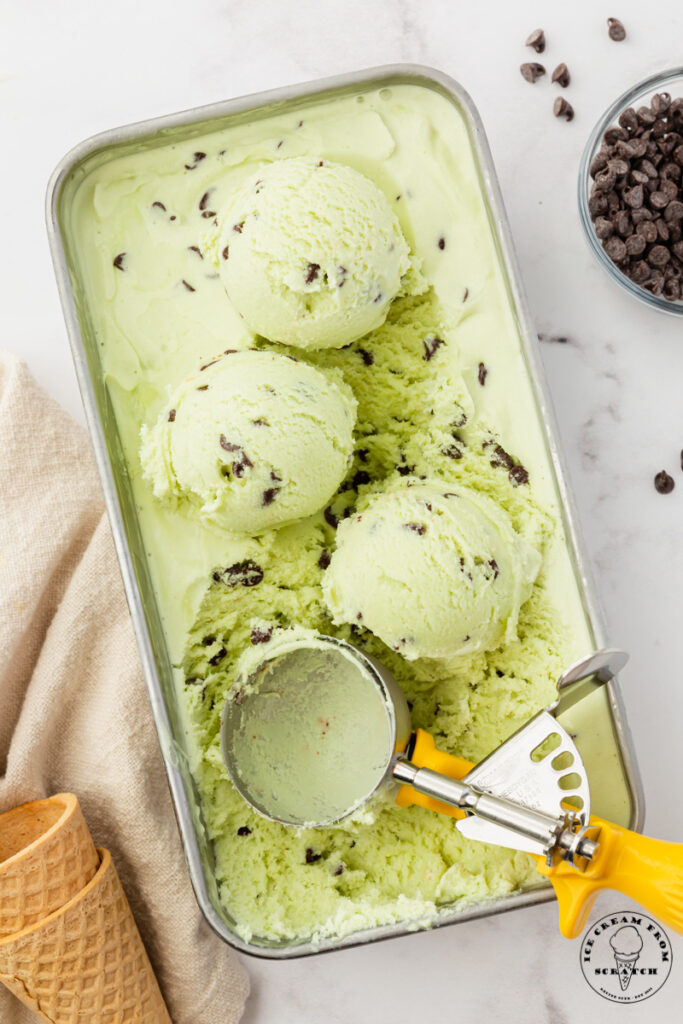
(232, 221, 244, 233)
(182, 280, 195, 292)
(478, 362, 488, 385)
(305, 848, 322, 864)
(221, 245, 230, 260)
(262, 487, 281, 506)
(351, 470, 371, 488)
(551, 63, 570, 88)
(199, 191, 212, 211)
(208, 647, 227, 666)
(201, 635, 216, 646)
(649, 244, 671, 267)
(595, 217, 614, 240)
(607, 18, 626, 42)
(305, 262, 320, 284)
(334, 864, 344, 876)
(521, 62, 545, 84)
(404, 522, 426, 535)
(358, 348, 374, 366)
(654, 470, 675, 494)
(214, 560, 264, 587)
(184, 677, 202, 686)
(237, 826, 252, 836)
(462, 287, 469, 302)
(151, 200, 167, 212)
(184, 152, 206, 170)
(113, 252, 126, 270)
(168, 408, 176, 422)
(196, 384, 209, 392)
(525, 28, 545, 53)
(488, 559, 500, 580)
(188, 245, 204, 259)
(422, 335, 444, 360)
(553, 97, 574, 122)
(488, 444, 514, 470)
(604, 236, 627, 263)
(356, 448, 369, 463)
(438, 236, 446, 250)
(251, 626, 273, 645)
(509, 464, 530, 486)
(618, 107, 638, 133)
(324, 507, 338, 528)
(441, 444, 463, 460)
(318, 549, 331, 570)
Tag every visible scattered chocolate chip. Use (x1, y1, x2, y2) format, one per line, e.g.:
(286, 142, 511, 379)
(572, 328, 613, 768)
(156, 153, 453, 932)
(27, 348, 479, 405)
(208, 647, 227, 666)
(184, 151, 206, 170)
(237, 826, 252, 836)
(358, 348, 374, 366)
(397, 461, 416, 475)
(654, 470, 675, 494)
(551, 63, 570, 88)
(113, 252, 126, 270)
(441, 444, 463, 460)
(168, 409, 176, 422)
(488, 559, 500, 580)
(232, 221, 244, 233)
(221, 245, 230, 260)
(488, 443, 514, 470)
(324, 506, 338, 528)
(305, 848, 322, 864)
(252, 417, 269, 427)
(201, 635, 216, 646)
(318, 549, 331, 570)
(184, 676, 202, 686)
(182, 279, 195, 292)
(201, 209, 217, 219)
(188, 245, 204, 259)
(351, 470, 371, 488)
(525, 28, 545, 54)
(438, 236, 446, 250)
(463, 287, 469, 302)
(262, 487, 281, 506)
(373, 291, 384, 303)
(509, 464, 530, 486)
(423, 335, 444, 361)
(607, 18, 626, 42)
(333, 864, 344, 876)
(270, 470, 282, 482)
(305, 262, 320, 284)
(554, 97, 574, 122)
(337, 265, 348, 287)
(404, 522, 426, 535)
(151, 201, 167, 212)
(213, 560, 264, 587)
(478, 362, 488, 386)
(356, 448, 369, 463)
(521, 62, 546, 84)
(251, 626, 273, 645)
(196, 384, 209, 392)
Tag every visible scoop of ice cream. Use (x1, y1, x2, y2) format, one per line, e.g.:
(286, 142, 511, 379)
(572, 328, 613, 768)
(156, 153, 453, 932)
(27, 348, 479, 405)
(610, 926, 643, 956)
(140, 349, 356, 533)
(322, 482, 541, 660)
(215, 158, 412, 350)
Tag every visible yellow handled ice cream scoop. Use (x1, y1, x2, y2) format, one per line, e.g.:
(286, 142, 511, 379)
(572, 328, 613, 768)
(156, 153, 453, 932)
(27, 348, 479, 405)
(220, 635, 683, 939)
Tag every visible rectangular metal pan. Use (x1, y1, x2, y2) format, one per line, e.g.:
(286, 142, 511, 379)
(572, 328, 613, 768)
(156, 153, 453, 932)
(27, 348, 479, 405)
(46, 64, 644, 958)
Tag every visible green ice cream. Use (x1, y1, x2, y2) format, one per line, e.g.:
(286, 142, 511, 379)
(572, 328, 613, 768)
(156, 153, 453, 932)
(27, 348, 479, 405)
(213, 158, 413, 349)
(323, 482, 541, 660)
(60, 79, 634, 946)
(140, 348, 356, 533)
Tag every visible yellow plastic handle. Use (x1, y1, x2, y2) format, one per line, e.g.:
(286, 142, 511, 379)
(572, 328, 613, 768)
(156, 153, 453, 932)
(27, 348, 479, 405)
(394, 729, 474, 818)
(538, 817, 683, 939)
(396, 731, 683, 940)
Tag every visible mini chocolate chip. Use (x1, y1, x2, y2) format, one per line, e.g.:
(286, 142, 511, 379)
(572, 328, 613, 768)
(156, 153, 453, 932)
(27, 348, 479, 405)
(594, 217, 614, 240)
(654, 470, 674, 494)
(489, 444, 515, 470)
(182, 280, 195, 292)
(554, 97, 574, 122)
(251, 626, 273, 645)
(184, 151, 206, 170)
(214, 560, 264, 587)
(199, 191, 212, 211)
(351, 470, 371, 488)
(318, 549, 331, 570)
(168, 408, 176, 422)
(625, 233, 647, 256)
(441, 444, 463, 460)
(358, 348, 374, 366)
(525, 28, 545, 53)
(113, 252, 126, 270)
(488, 559, 500, 580)
(404, 522, 427, 535)
(151, 200, 167, 211)
(305, 262, 320, 284)
(619, 107, 639, 133)
(188, 245, 204, 258)
(324, 507, 338, 528)
(551, 63, 570, 88)
(184, 677, 202, 686)
(356, 448, 369, 463)
(305, 848, 322, 864)
(262, 487, 281, 506)
(221, 245, 230, 260)
(237, 826, 252, 836)
(197, 384, 209, 392)
(438, 236, 446, 250)
(521, 62, 545, 84)
(649, 244, 671, 267)
(509, 464, 530, 486)
(607, 18, 626, 41)
(208, 647, 226, 666)
(232, 221, 244, 233)
(201, 635, 216, 646)
(604, 236, 627, 263)
(334, 864, 344, 876)
(423, 335, 444, 361)
(478, 362, 488, 385)
(463, 287, 469, 302)
(651, 92, 671, 116)
(270, 470, 282, 481)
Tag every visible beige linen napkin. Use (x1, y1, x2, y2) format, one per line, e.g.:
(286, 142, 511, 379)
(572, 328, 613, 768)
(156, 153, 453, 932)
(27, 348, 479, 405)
(0, 353, 249, 1023)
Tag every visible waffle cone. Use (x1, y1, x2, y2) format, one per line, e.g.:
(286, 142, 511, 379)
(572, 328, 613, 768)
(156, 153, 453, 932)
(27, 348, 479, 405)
(0, 847, 171, 1023)
(0, 793, 99, 938)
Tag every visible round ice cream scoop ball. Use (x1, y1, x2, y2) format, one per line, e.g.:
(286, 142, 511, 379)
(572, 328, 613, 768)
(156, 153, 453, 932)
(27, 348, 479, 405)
(140, 349, 357, 533)
(217, 158, 411, 350)
(322, 482, 541, 660)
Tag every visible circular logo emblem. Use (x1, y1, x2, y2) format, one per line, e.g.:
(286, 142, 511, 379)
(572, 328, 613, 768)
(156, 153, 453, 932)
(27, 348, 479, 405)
(580, 912, 673, 1002)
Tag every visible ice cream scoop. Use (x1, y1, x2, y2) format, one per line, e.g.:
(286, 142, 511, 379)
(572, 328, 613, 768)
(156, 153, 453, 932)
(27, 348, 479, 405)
(322, 481, 541, 660)
(215, 157, 412, 349)
(140, 348, 356, 533)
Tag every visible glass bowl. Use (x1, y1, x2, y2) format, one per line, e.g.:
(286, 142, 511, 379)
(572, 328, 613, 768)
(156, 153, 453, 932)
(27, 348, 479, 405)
(578, 67, 683, 316)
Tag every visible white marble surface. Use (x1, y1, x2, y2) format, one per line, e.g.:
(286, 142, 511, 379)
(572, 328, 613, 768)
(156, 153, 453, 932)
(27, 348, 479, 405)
(2, 1, 683, 1020)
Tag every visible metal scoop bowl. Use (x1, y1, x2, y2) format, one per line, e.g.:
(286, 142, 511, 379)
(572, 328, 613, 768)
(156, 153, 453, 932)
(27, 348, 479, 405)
(221, 635, 683, 939)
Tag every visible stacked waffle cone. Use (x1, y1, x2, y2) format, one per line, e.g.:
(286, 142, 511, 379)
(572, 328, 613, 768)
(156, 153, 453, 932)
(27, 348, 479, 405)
(0, 793, 171, 1023)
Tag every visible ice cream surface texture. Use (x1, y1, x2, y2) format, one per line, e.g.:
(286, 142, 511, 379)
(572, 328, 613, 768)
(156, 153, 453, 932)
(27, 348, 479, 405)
(214, 158, 413, 349)
(140, 348, 356, 533)
(61, 79, 634, 947)
(323, 482, 541, 660)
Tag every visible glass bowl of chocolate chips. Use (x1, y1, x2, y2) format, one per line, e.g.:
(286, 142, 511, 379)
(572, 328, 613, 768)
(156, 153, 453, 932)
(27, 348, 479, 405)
(579, 67, 683, 313)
